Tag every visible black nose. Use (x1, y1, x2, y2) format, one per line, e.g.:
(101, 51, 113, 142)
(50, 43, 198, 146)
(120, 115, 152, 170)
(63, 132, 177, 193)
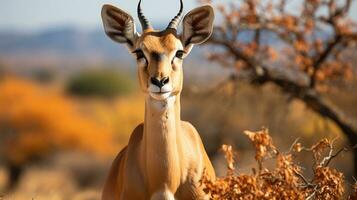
(151, 77, 169, 88)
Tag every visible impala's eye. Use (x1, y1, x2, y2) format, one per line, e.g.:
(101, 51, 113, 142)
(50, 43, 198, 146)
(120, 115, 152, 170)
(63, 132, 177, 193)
(133, 49, 148, 67)
(175, 50, 185, 59)
(133, 49, 145, 60)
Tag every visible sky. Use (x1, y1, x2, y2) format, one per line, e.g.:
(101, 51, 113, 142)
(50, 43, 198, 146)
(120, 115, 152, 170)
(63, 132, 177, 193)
(1, 0, 357, 32)
(0, 0, 197, 32)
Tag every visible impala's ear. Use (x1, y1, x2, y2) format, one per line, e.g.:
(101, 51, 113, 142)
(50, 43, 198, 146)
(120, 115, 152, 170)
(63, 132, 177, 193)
(101, 4, 138, 50)
(181, 5, 214, 51)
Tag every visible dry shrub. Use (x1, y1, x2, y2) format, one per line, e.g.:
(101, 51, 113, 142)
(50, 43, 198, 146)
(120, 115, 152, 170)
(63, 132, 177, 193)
(202, 129, 356, 200)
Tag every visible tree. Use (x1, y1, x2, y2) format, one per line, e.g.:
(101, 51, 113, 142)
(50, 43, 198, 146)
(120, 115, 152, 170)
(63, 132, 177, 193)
(202, 0, 357, 173)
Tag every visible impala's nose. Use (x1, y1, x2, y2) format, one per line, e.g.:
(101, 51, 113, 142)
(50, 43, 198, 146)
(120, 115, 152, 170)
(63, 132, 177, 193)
(151, 77, 169, 88)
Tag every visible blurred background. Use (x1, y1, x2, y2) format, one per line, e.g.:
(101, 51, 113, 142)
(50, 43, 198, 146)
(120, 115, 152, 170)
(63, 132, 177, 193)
(0, 0, 356, 199)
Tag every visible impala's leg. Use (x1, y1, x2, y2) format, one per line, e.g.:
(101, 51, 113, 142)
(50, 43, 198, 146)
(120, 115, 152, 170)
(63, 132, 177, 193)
(102, 147, 127, 200)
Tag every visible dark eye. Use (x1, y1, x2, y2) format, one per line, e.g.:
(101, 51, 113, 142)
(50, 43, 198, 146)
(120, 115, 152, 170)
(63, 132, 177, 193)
(133, 49, 145, 60)
(175, 50, 185, 59)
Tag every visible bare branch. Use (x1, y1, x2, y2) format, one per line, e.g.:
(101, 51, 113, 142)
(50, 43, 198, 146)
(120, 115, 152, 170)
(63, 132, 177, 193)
(310, 35, 342, 87)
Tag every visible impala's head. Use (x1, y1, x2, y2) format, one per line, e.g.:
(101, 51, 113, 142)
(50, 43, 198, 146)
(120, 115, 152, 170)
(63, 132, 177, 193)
(101, 0, 214, 101)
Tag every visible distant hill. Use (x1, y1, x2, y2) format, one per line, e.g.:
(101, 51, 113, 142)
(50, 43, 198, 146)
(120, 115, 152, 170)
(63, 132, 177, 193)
(0, 27, 125, 59)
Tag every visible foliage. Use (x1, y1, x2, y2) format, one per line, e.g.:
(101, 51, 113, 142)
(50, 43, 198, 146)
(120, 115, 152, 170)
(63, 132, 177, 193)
(66, 69, 134, 98)
(202, 129, 356, 199)
(0, 77, 116, 166)
(203, 0, 356, 88)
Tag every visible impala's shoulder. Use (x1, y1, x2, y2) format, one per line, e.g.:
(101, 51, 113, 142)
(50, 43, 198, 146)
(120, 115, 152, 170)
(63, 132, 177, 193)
(181, 121, 200, 140)
(128, 123, 144, 145)
(181, 121, 197, 131)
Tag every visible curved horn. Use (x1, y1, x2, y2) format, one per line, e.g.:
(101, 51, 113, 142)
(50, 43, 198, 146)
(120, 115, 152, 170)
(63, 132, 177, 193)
(167, 0, 184, 30)
(137, 0, 152, 30)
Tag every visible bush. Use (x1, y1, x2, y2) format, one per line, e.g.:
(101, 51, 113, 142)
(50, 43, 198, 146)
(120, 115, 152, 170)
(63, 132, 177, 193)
(202, 129, 356, 200)
(66, 69, 134, 98)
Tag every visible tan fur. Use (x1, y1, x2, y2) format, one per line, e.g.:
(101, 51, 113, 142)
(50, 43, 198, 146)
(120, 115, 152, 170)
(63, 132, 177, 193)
(101, 5, 215, 199)
(140, 31, 178, 53)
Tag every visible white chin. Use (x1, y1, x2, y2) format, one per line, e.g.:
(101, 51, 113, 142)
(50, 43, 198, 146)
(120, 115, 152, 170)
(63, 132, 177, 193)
(149, 92, 171, 101)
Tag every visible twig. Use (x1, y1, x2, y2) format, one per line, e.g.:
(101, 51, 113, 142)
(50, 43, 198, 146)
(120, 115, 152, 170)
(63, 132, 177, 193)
(288, 137, 301, 153)
(324, 147, 348, 167)
(306, 186, 318, 200)
(319, 138, 336, 166)
(294, 169, 315, 188)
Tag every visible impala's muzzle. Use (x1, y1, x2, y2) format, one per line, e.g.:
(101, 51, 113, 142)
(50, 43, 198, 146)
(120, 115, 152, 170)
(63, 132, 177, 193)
(148, 76, 172, 100)
(150, 77, 169, 88)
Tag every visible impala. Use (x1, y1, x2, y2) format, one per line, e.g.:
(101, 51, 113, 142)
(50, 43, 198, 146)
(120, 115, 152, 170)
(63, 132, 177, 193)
(101, 0, 215, 199)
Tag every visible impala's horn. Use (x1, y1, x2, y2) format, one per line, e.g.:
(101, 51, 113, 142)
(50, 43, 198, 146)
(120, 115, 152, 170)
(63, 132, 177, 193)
(137, 0, 152, 30)
(167, 0, 183, 30)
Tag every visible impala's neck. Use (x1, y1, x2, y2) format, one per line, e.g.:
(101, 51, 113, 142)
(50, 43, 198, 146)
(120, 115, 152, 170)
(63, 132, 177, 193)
(141, 94, 182, 193)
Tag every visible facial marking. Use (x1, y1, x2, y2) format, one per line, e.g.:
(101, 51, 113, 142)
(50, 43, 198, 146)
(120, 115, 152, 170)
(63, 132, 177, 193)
(151, 52, 165, 62)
